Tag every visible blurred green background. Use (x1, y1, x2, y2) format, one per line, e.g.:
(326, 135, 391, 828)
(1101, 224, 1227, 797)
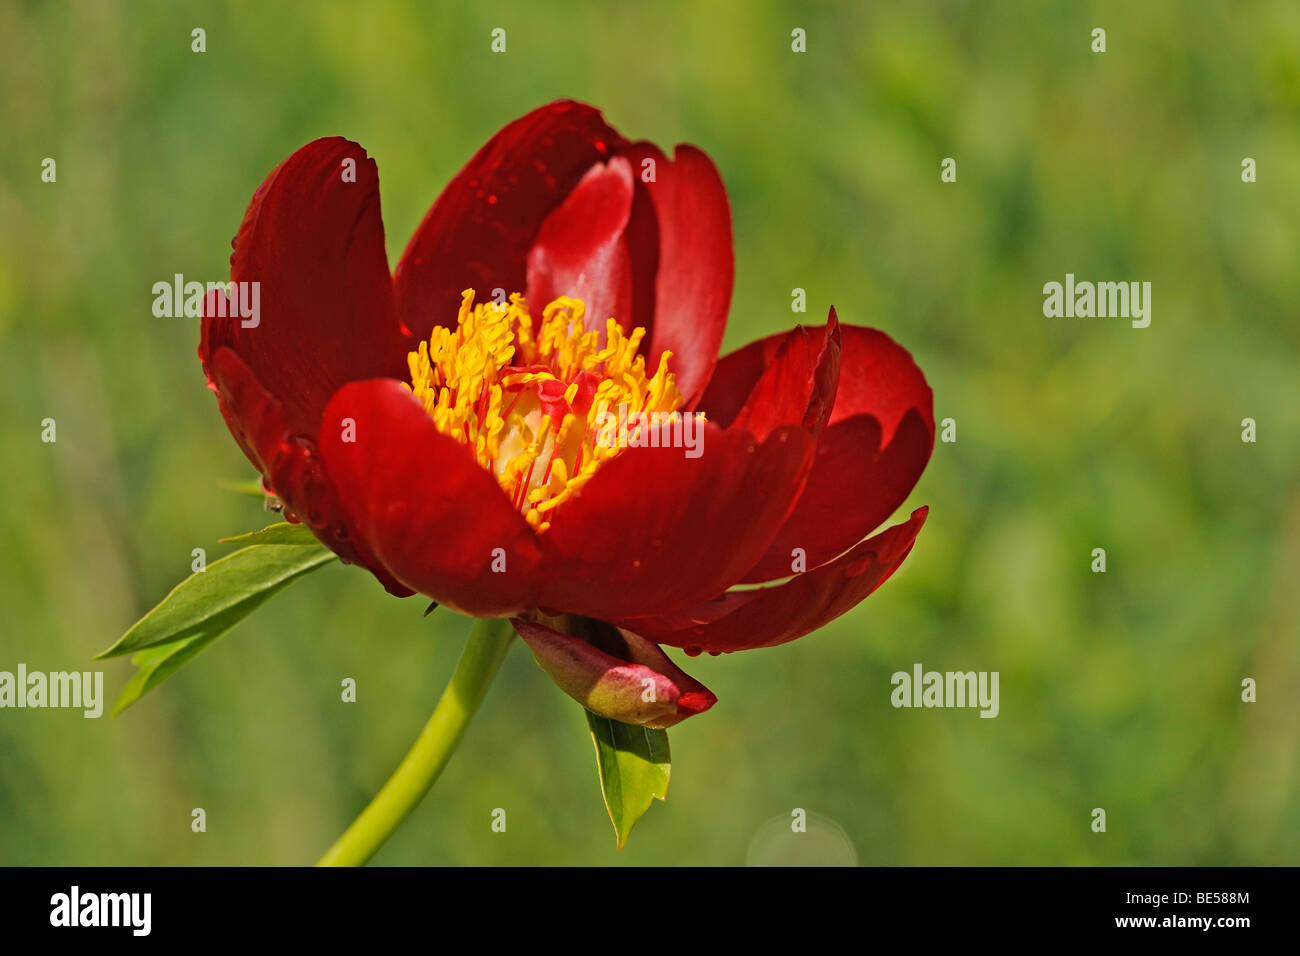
(1, 0, 1297, 865)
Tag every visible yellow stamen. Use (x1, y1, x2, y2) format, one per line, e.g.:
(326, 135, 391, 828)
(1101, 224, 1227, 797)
(406, 289, 687, 532)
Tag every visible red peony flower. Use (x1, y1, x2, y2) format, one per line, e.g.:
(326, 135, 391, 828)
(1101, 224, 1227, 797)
(200, 100, 933, 730)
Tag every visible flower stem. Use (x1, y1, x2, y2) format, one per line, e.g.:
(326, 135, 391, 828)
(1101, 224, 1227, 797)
(316, 615, 516, 866)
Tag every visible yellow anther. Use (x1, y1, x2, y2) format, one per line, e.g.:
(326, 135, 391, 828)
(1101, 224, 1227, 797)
(407, 289, 684, 532)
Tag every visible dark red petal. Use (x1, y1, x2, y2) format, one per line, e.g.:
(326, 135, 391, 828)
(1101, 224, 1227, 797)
(625, 507, 928, 654)
(827, 325, 936, 434)
(740, 408, 933, 583)
(728, 309, 841, 443)
(394, 100, 627, 342)
(702, 320, 935, 584)
(511, 616, 715, 728)
(694, 327, 787, 430)
(318, 379, 541, 617)
(618, 143, 733, 407)
(619, 156, 661, 336)
(206, 345, 412, 597)
(202, 296, 263, 470)
(525, 157, 635, 339)
(201, 137, 408, 438)
(537, 423, 816, 621)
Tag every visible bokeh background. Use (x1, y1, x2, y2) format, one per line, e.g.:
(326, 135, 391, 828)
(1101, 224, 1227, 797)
(1, 0, 1297, 865)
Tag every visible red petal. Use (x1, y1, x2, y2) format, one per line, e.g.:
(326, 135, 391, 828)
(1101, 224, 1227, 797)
(625, 507, 928, 653)
(393, 100, 627, 342)
(727, 309, 841, 442)
(537, 423, 816, 620)
(740, 409, 933, 583)
(318, 379, 541, 616)
(206, 345, 412, 596)
(201, 137, 408, 438)
(525, 157, 635, 339)
(703, 321, 935, 584)
(694, 327, 787, 430)
(511, 616, 715, 728)
(827, 325, 936, 436)
(619, 143, 733, 407)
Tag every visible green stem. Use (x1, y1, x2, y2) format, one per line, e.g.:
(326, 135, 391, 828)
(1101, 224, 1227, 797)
(316, 616, 516, 866)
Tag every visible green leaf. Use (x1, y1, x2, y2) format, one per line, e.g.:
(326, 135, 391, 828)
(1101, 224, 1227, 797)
(585, 710, 671, 848)
(218, 522, 318, 546)
(98, 542, 336, 660)
(111, 631, 222, 716)
(100, 540, 336, 714)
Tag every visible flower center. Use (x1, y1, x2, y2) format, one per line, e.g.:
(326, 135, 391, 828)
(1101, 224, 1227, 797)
(405, 289, 683, 532)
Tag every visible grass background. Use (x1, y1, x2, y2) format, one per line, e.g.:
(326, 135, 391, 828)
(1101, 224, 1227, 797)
(1, 0, 1297, 864)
